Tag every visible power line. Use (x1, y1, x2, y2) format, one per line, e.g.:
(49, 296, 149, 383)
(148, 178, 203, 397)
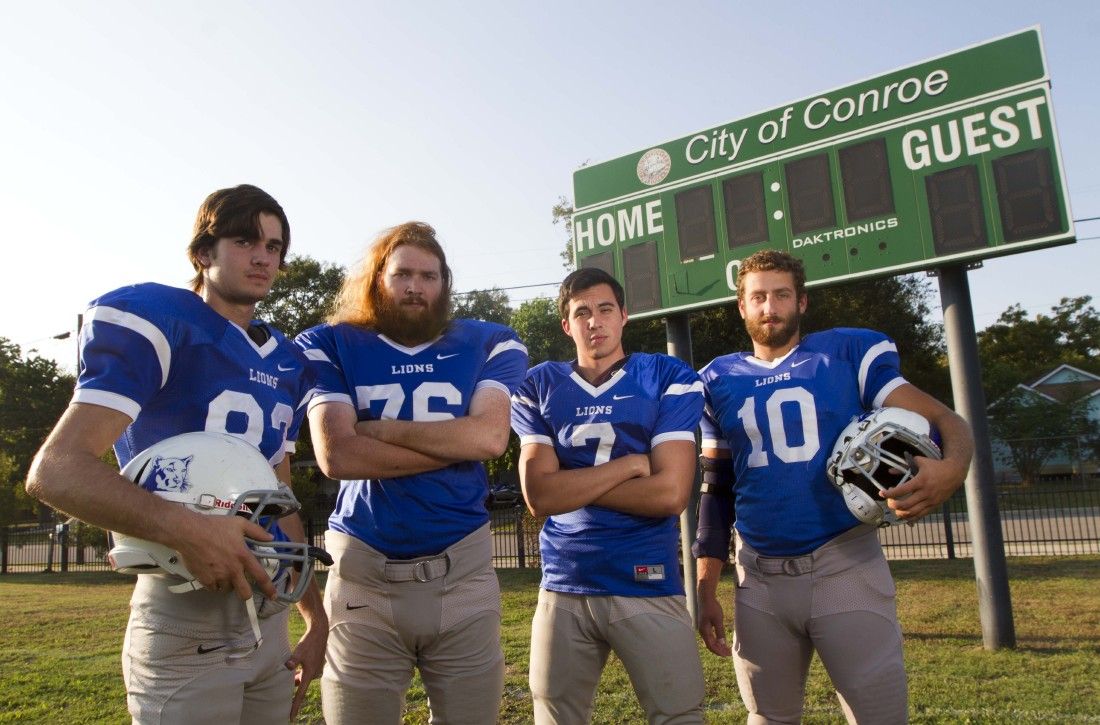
(454, 281, 558, 297)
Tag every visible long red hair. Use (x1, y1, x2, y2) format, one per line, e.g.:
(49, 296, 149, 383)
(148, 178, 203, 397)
(329, 221, 453, 327)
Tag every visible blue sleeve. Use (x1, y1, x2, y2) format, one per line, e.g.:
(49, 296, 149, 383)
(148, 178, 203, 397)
(478, 325, 529, 396)
(286, 349, 317, 446)
(697, 366, 729, 451)
(843, 328, 905, 409)
(510, 369, 553, 445)
(294, 325, 354, 409)
(73, 291, 179, 421)
(652, 357, 704, 447)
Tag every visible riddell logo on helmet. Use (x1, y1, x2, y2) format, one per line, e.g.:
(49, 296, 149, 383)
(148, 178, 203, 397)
(196, 493, 252, 513)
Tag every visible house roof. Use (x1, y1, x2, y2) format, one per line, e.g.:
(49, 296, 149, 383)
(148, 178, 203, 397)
(1030, 364, 1100, 404)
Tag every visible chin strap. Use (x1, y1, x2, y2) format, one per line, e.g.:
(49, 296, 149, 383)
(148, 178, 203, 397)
(226, 596, 263, 660)
(167, 579, 204, 594)
(166, 578, 264, 657)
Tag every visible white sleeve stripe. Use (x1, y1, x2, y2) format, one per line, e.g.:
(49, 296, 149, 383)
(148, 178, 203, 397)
(857, 340, 899, 401)
(474, 380, 511, 396)
(700, 437, 730, 450)
(306, 392, 354, 412)
(72, 388, 141, 421)
(487, 339, 528, 360)
(303, 348, 331, 363)
(519, 434, 554, 447)
(511, 394, 538, 409)
(652, 431, 697, 446)
(663, 381, 704, 397)
(872, 377, 908, 409)
(297, 387, 320, 411)
(86, 305, 172, 388)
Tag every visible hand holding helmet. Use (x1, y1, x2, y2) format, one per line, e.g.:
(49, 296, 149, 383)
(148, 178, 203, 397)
(108, 431, 329, 603)
(826, 407, 943, 527)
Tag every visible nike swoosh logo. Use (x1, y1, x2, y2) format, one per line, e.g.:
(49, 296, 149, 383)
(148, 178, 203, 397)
(437, 353, 459, 360)
(346, 603, 370, 610)
(197, 644, 227, 654)
(790, 359, 810, 368)
(612, 395, 633, 400)
(277, 364, 294, 371)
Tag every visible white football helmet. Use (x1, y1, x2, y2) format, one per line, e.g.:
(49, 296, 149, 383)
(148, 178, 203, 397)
(108, 431, 328, 604)
(826, 407, 942, 527)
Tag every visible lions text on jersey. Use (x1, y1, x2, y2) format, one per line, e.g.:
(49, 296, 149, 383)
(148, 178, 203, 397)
(511, 353, 704, 597)
(295, 319, 528, 559)
(698, 328, 906, 557)
(74, 283, 314, 470)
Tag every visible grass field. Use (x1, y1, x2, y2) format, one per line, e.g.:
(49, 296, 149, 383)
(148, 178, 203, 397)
(2, 556, 1098, 723)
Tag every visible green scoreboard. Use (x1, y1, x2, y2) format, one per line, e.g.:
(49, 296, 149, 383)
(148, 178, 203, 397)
(571, 27, 1074, 319)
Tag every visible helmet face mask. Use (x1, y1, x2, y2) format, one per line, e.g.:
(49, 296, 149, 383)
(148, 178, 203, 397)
(827, 407, 942, 527)
(108, 432, 325, 604)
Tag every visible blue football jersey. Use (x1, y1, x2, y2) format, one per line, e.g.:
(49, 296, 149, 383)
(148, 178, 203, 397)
(698, 328, 906, 556)
(74, 283, 314, 470)
(295, 319, 529, 559)
(511, 353, 704, 597)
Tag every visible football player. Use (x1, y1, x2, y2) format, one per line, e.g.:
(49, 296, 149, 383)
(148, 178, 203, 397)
(296, 221, 528, 724)
(694, 250, 974, 724)
(510, 268, 706, 724)
(27, 184, 326, 722)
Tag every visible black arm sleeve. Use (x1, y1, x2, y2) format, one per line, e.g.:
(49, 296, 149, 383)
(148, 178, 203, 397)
(691, 456, 735, 561)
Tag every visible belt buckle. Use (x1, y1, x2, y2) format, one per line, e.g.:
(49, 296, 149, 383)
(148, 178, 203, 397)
(414, 559, 433, 583)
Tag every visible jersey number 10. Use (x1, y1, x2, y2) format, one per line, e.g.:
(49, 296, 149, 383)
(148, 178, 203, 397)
(737, 387, 820, 467)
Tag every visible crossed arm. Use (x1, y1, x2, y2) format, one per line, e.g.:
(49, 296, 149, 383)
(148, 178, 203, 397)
(518, 438, 697, 518)
(309, 387, 513, 480)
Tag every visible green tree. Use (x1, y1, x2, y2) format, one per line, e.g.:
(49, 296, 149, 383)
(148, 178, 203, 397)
(510, 297, 573, 367)
(0, 339, 75, 524)
(552, 196, 576, 270)
(988, 386, 1095, 486)
(978, 296, 1100, 401)
(453, 288, 512, 325)
(255, 255, 346, 338)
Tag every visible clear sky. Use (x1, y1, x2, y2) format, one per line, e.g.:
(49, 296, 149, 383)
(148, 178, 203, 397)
(3, 1, 1098, 371)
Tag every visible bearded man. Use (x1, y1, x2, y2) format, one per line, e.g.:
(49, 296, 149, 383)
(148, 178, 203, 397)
(693, 249, 973, 724)
(296, 221, 528, 725)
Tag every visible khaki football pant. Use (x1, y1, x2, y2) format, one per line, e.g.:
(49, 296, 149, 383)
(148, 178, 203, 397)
(731, 525, 908, 724)
(529, 589, 705, 725)
(122, 576, 293, 724)
(321, 525, 504, 725)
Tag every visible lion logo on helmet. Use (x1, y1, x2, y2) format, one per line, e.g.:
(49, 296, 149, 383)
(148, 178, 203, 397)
(145, 455, 194, 493)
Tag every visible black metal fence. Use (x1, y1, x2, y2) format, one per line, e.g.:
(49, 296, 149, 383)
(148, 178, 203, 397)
(879, 486, 1100, 559)
(4, 487, 1097, 575)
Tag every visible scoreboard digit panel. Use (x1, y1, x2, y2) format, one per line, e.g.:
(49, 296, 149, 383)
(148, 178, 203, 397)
(571, 29, 1074, 321)
(722, 172, 769, 249)
(785, 153, 838, 234)
(840, 138, 896, 222)
(993, 148, 1062, 242)
(925, 165, 989, 255)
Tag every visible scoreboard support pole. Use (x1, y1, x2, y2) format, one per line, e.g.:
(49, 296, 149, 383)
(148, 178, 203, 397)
(665, 312, 699, 623)
(938, 263, 1017, 650)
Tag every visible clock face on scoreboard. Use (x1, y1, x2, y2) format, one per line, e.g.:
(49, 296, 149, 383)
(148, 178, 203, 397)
(572, 27, 1074, 319)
